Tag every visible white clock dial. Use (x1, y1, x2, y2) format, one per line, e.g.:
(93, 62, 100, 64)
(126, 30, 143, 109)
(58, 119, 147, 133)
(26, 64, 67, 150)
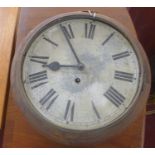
(22, 18, 141, 130)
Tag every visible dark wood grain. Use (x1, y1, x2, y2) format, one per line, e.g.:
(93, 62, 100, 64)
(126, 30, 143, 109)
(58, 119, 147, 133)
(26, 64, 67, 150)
(2, 7, 146, 148)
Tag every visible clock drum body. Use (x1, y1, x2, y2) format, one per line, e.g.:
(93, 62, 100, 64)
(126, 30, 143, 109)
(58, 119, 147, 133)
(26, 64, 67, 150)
(11, 11, 151, 145)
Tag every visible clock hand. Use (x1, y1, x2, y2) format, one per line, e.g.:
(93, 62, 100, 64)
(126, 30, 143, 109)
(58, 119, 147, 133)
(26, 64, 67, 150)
(43, 61, 84, 71)
(60, 24, 84, 68)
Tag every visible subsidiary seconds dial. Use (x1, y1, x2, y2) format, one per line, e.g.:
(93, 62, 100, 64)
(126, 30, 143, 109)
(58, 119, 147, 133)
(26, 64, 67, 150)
(22, 16, 141, 131)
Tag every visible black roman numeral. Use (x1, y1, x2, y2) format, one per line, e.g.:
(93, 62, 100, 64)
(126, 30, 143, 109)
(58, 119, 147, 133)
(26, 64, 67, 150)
(114, 71, 134, 82)
(61, 24, 75, 39)
(102, 32, 115, 46)
(29, 56, 49, 65)
(91, 101, 101, 119)
(43, 36, 58, 47)
(112, 51, 130, 60)
(85, 23, 96, 39)
(28, 70, 48, 89)
(39, 88, 59, 110)
(104, 86, 125, 107)
(64, 100, 75, 123)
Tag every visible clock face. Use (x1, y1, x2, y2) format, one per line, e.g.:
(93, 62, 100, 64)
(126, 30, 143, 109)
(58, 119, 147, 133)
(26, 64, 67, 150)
(22, 17, 141, 130)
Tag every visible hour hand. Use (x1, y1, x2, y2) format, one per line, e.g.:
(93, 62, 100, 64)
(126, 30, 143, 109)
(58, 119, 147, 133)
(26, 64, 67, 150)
(42, 61, 84, 71)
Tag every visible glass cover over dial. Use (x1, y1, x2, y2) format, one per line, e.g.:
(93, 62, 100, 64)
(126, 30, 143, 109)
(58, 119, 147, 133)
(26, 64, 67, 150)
(22, 17, 141, 130)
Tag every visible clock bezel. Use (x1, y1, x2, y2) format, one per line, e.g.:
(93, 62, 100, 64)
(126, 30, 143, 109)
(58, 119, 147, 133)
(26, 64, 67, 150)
(11, 11, 151, 145)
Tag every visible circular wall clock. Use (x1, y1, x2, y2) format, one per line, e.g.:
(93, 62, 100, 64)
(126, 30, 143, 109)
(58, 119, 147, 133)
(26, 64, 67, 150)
(11, 11, 151, 145)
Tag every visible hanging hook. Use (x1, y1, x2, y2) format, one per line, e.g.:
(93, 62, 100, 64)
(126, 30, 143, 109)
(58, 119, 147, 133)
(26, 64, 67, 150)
(88, 10, 96, 18)
(82, 10, 96, 18)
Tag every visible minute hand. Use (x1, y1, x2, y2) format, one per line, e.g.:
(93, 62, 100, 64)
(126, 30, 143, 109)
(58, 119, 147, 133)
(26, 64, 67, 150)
(60, 24, 83, 65)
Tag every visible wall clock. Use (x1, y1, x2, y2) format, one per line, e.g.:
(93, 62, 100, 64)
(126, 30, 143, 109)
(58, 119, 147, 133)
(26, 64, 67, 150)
(11, 11, 151, 146)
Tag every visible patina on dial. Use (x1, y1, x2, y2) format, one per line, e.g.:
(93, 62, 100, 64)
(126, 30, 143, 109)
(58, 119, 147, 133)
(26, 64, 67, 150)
(22, 17, 141, 131)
